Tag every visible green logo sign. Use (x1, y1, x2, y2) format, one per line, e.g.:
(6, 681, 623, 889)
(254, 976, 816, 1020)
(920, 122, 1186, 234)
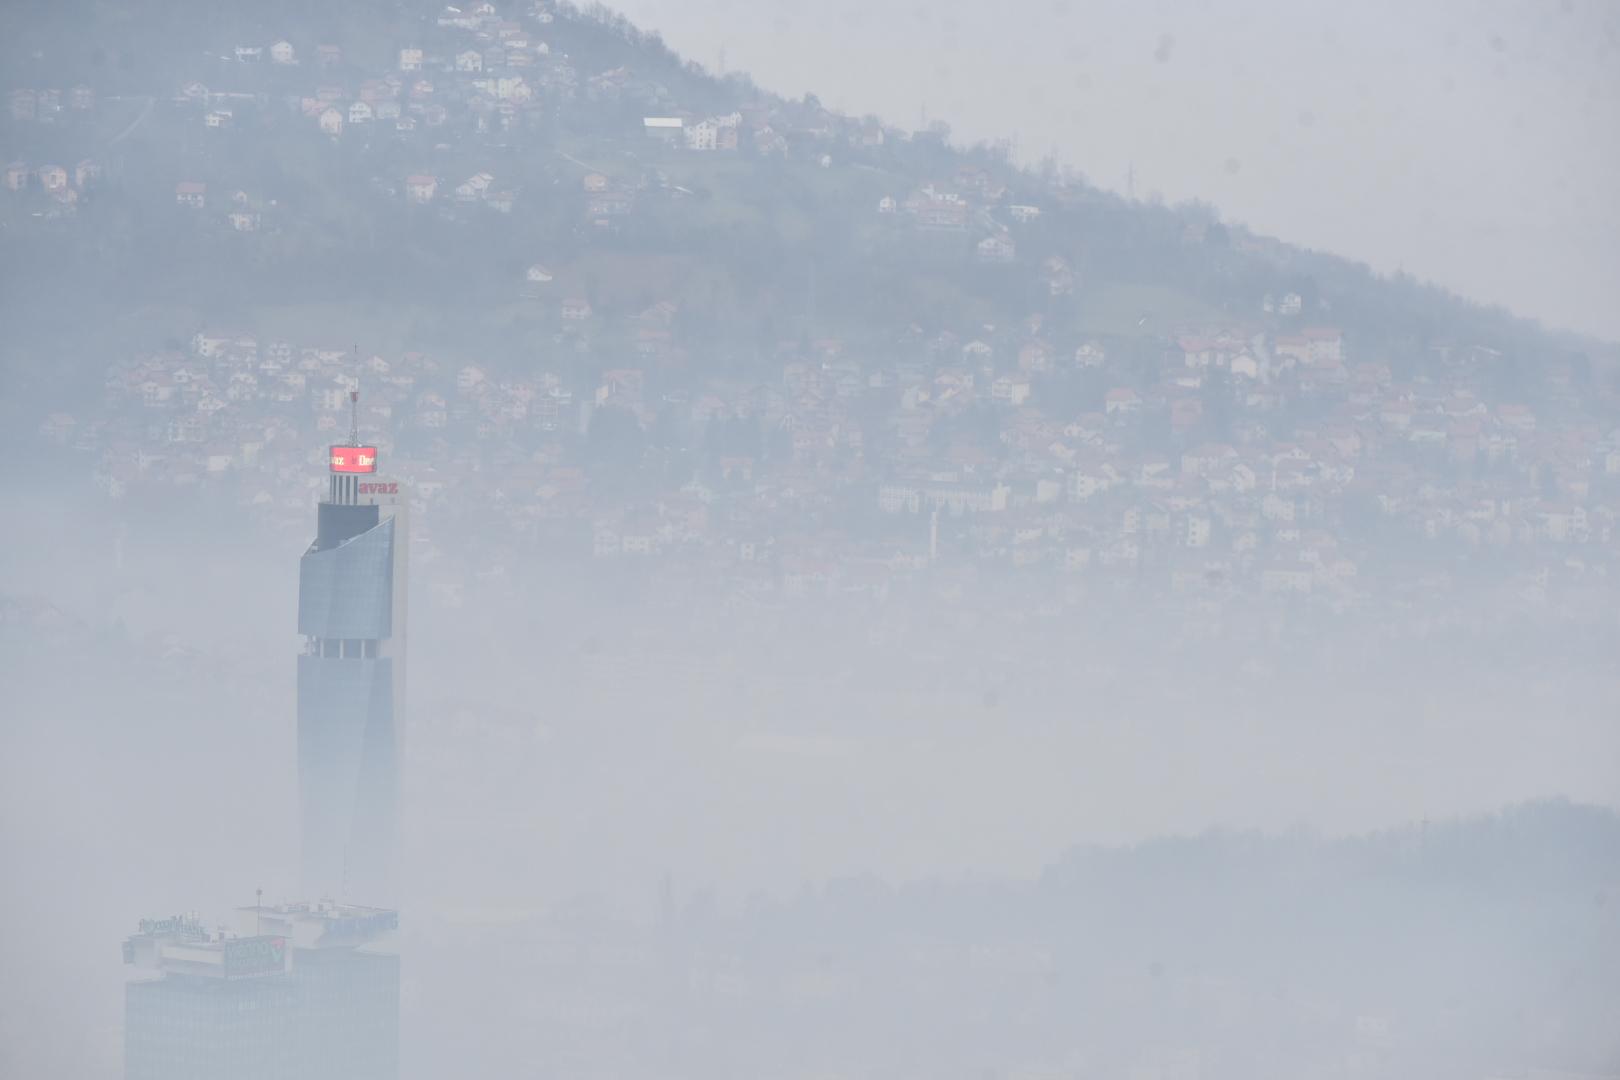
(223, 935, 287, 978)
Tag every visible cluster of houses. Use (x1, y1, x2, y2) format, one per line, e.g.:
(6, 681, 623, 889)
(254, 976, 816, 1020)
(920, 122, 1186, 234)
(12, 0, 1619, 625)
(152, 0, 927, 216)
(9, 0, 965, 239)
(49, 292, 1620, 623)
(874, 173, 1048, 269)
(1, 157, 99, 216)
(7, 85, 96, 124)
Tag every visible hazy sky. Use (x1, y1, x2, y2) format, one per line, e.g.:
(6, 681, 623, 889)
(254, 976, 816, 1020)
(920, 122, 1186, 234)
(610, 0, 1620, 342)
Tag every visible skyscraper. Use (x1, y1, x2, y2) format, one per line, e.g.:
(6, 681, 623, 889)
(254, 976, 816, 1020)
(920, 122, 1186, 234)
(298, 421, 408, 903)
(123, 902, 400, 1080)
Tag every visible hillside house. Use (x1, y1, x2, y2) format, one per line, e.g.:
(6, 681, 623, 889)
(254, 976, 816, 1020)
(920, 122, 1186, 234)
(270, 40, 296, 65)
(1041, 255, 1076, 295)
(319, 107, 344, 135)
(685, 117, 731, 152)
(405, 175, 438, 203)
(1075, 342, 1106, 368)
(416, 392, 448, 428)
(990, 375, 1032, 407)
(644, 116, 683, 142)
(976, 235, 1016, 264)
(911, 188, 969, 230)
(1017, 342, 1053, 374)
(1273, 335, 1311, 367)
(1303, 327, 1344, 365)
(175, 181, 207, 208)
(1104, 387, 1142, 415)
(586, 190, 633, 217)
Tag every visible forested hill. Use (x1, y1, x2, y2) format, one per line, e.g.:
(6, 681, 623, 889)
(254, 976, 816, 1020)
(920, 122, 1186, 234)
(0, 0, 1612, 411)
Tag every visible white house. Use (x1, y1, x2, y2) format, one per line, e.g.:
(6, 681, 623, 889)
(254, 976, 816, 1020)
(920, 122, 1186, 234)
(990, 375, 1031, 407)
(1104, 387, 1141, 415)
(976, 235, 1016, 264)
(685, 119, 718, 151)
(643, 116, 683, 142)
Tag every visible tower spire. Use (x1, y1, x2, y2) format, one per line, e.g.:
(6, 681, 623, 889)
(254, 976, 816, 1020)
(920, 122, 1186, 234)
(350, 343, 361, 446)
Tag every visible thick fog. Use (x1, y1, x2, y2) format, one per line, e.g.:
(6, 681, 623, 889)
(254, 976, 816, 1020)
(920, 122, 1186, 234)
(2, 2, 1618, 1080)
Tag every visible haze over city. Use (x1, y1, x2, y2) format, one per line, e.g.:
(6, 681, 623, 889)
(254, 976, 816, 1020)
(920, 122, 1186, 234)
(0, 1, 1616, 1079)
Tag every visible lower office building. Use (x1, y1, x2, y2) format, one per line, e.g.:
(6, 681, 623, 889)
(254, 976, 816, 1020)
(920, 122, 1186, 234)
(123, 901, 399, 1080)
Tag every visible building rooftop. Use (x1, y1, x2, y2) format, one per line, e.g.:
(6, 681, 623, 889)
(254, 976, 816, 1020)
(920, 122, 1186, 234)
(124, 900, 398, 979)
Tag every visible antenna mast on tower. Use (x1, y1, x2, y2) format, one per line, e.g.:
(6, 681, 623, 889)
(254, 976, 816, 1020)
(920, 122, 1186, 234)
(350, 343, 361, 445)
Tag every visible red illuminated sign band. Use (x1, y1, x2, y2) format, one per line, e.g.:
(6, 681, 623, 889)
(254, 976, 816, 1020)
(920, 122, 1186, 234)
(330, 445, 378, 473)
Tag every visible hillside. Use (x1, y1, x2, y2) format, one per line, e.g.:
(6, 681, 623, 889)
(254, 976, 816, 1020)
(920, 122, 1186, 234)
(2, 0, 1619, 630)
(2, 1, 1611, 385)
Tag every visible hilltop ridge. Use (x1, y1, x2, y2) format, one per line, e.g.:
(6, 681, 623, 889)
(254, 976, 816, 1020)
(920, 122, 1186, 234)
(1, 0, 1610, 375)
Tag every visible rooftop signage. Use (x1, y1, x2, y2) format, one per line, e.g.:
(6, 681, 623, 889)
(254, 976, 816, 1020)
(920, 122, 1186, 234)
(223, 935, 287, 979)
(329, 445, 378, 473)
(137, 915, 207, 940)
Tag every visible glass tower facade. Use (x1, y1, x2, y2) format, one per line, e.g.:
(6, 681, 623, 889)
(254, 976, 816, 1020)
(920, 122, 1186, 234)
(296, 462, 407, 904)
